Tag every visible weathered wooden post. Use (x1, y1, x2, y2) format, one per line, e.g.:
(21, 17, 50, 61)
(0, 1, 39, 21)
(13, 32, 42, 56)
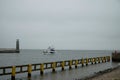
(69, 60, 72, 69)
(102, 57, 104, 63)
(107, 56, 110, 62)
(91, 58, 93, 64)
(11, 66, 16, 80)
(94, 58, 96, 64)
(81, 58, 84, 67)
(52, 62, 56, 72)
(104, 57, 106, 62)
(86, 58, 88, 66)
(98, 57, 100, 63)
(61, 61, 65, 71)
(40, 64, 44, 75)
(28, 64, 32, 78)
(75, 60, 78, 68)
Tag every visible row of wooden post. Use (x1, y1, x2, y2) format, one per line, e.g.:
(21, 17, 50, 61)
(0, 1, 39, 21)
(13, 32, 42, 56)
(11, 56, 110, 80)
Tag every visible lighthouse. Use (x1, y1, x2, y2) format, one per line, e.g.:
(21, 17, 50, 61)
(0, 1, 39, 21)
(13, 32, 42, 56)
(16, 39, 20, 53)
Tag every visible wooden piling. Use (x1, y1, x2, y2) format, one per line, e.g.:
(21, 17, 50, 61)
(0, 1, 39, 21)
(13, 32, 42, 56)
(11, 66, 16, 80)
(86, 58, 88, 66)
(94, 58, 96, 64)
(91, 58, 93, 64)
(104, 57, 106, 62)
(52, 62, 56, 72)
(98, 57, 100, 63)
(75, 60, 78, 68)
(61, 61, 65, 71)
(28, 64, 32, 78)
(69, 60, 72, 69)
(107, 56, 110, 62)
(102, 57, 104, 63)
(81, 58, 84, 67)
(40, 64, 44, 75)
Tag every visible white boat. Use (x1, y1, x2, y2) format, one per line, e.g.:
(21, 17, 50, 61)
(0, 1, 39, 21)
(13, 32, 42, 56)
(43, 46, 55, 54)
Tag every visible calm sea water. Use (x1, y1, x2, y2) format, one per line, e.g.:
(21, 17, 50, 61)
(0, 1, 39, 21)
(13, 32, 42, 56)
(0, 50, 118, 80)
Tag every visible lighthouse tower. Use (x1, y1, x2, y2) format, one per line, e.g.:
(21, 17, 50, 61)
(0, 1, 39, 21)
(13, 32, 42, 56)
(16, 39, 20, 53)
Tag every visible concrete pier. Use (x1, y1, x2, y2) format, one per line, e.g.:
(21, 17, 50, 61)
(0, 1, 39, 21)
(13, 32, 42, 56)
(0, 39, 20, 53)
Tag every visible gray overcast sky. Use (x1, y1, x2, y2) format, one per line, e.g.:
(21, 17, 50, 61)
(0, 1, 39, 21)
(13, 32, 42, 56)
(0, 0, 120, 50)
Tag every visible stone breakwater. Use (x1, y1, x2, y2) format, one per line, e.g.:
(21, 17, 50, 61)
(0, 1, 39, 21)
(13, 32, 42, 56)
(0, 48, 19, 53)
(0, 39, 20, 53)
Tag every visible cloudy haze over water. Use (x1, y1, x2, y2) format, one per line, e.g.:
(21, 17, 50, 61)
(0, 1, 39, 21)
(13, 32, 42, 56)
(0, 0, 120, 50)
